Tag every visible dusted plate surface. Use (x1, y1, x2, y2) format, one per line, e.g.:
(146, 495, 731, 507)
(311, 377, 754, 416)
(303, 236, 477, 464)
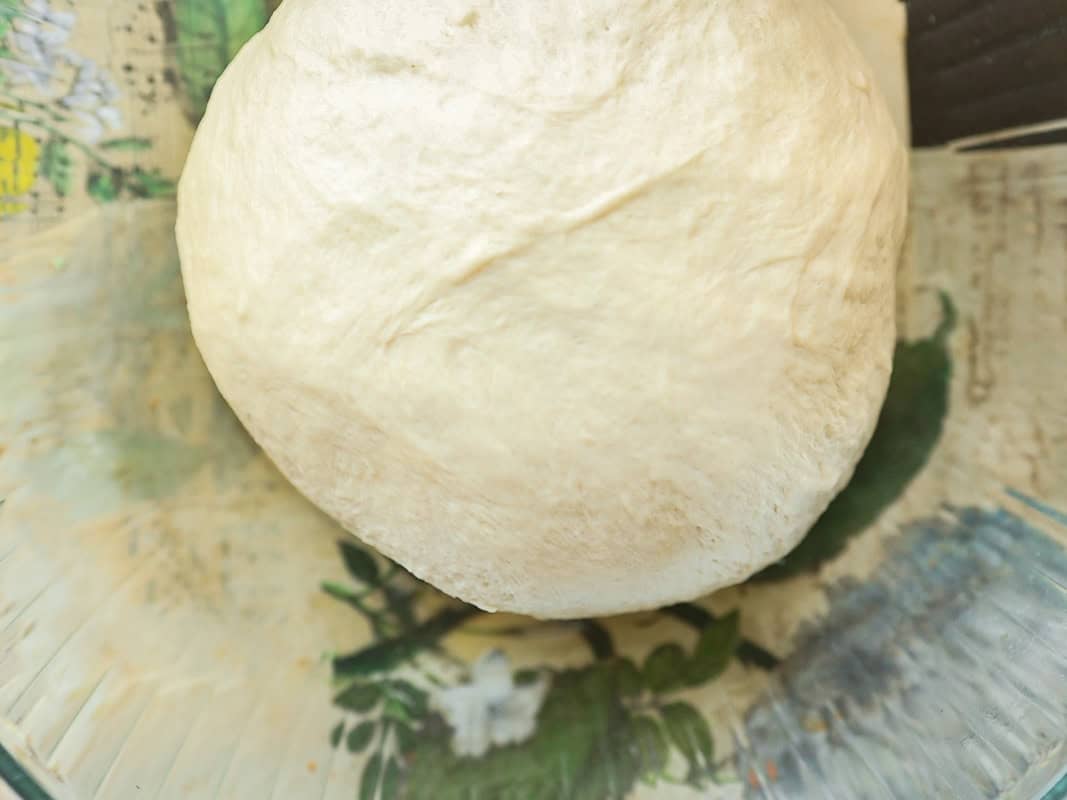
(2, 2, 1066, 798)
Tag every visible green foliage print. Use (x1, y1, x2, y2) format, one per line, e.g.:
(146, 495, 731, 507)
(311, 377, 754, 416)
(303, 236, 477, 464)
(756, 293, 957, 581)
(38, 136, 73, 197)
(173, 0, 269, 121)
(401, 636, 736, 799)
(0, 0, 17, 49)
(0, 1, 180, 210)
(87, 166, 176, 203)
(323, 541, 759, 800)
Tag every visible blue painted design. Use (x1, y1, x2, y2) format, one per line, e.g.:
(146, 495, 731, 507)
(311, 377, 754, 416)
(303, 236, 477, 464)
(1006, 487, 1067, 528)
(739, 506, 1067, 799)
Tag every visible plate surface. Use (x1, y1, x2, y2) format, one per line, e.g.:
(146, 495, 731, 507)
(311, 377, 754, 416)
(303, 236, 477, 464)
(1, 2, 1065, 798)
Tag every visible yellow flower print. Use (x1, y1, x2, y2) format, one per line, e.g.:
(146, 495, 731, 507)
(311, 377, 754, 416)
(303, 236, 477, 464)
(0, 126, 39, 216)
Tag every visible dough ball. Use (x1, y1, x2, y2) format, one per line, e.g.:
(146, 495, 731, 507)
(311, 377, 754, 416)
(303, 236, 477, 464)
(177, 0, 907, 618)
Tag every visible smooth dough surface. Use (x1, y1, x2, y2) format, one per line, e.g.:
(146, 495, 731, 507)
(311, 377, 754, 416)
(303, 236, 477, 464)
(826, 0, 909, 141)
(177, 0, 907, 618)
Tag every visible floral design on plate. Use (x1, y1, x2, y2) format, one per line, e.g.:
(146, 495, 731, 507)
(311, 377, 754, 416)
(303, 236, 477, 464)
(3, 0, 121, 142)
(321, 539, 770, 799)
(433, 650, 549, 758)
(0, 0, 269, 218)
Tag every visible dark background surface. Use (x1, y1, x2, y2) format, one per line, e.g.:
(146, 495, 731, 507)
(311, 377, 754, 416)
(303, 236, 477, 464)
(906, 0, 1067, 147)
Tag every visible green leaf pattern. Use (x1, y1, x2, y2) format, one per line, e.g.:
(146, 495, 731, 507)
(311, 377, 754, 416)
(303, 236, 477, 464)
(329, 721, 344, 750)
(322, 543, 751, 799)
(99, 137, 153, 151)
(335, 682, 381, 714)
(0, 0, 18, 42)
(341, 541, 381, 584)
(687, 610, 740, 685)
(359, 753, 383, 800)
(347, 721, 376, 754)
(39, 137, 72, 196)
(173, 0, 267, 121)
(756, 294, 956, 581)
(642, 644, 687, 693)
(660, 702, 715, 780)
(0, 0, 273, 217)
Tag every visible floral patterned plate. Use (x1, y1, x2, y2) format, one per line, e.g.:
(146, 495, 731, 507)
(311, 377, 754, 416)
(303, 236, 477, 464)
(2, 2, 1066, 798)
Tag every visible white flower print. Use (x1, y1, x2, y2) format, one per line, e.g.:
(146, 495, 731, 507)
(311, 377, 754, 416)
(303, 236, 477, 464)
(3, 0, 122, 142)
(5, 0, 74, 89)
(59, 59, 122, 142)
(433, 650, 549, 758)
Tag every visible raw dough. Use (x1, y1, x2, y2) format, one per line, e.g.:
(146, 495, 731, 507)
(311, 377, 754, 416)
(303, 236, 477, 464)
(177, 0, 907, 618)
(826, 0, 910, 142)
